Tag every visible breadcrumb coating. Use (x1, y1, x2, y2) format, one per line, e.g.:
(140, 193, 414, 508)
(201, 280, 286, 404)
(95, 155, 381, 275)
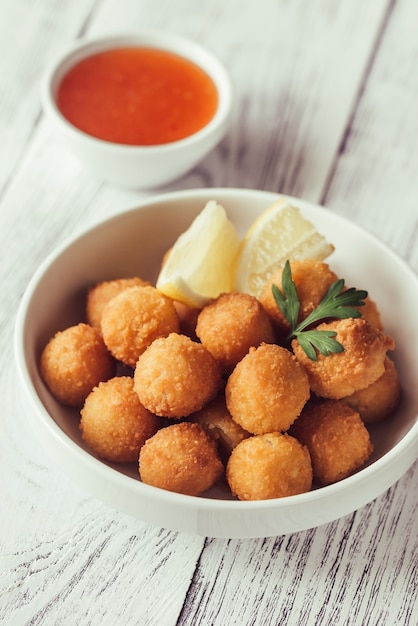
(80, 376, 160, 463)
(139, 422, 224, 495)
(40, 248, 401, 502)
(353, 295, 383, 330)
(101, 285, 180, 367)
(292, 318, 395, 399)
(259, 260, 338, 338)
(172, 300, 200, 339)
(40, 323, 115, 406)
(188, 393, 250, 462)
(290, 398, 373, 485)
(225, 343, 310, 434)
(226, 432, 312, 500)
(196, 291, 275, 373)
(86, 277, 150, 331)
(134, 333, 222, 418)
(345, 356, 401, 423)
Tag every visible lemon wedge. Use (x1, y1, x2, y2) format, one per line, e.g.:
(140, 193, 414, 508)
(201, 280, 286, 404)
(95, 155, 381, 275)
(156, 200, 241, 308)
(234, 197, 334, 297)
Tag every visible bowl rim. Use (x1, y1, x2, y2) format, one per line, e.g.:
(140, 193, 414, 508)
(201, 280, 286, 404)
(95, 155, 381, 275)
(14, 187, 418, 520)
(40, 31, 233, 153)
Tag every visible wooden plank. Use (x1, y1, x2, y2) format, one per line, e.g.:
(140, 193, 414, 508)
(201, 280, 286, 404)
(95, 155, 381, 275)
(161, 0, 391, 202)
(74, 0, 391, 202)
(0, 2, 205, 624)
(0, 129, 202, 625)
(0, 0, 101, 192)
(177, 465, 418, 625)
(323, 0, 418, 272)
(176, 1, 418, 624)
(3, 0, 411, 625)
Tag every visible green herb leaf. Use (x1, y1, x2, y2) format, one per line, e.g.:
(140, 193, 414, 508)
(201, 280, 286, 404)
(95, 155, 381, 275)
(294, 329, 344, 362)
(271, 260, 300, 330)
(271, 260, 368, 360)
(296, 280, 368, 332)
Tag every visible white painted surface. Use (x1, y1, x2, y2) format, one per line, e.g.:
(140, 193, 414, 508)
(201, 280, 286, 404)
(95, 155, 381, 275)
(1, 0, 417, 624)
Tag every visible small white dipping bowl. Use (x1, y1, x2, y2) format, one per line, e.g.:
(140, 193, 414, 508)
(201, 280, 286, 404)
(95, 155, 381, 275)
(41, 33, 233, 189)
(14, 188, 418, 538)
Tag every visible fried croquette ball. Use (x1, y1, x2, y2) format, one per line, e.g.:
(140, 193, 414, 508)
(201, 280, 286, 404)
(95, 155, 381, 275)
(80, 376, 160, 463)
(195, 292, 276, 373)
(290, 399, 373, 485)
(292, 318, 395, 399)
(134, 333, 223, 418)
(225, 343, 310, 435)
(139, 422, 224, 496)
(86, 277, 150, 331)
(188, 394, 251, 462)
(345, 356, 401, 423)
(101, 285, 180, 367)
(259, 260, 338, 338)
(40, 323, 115, 407)
(353, 295, 383, 330)
(226, 432, 312, 500)
(172, 300, 200, 339)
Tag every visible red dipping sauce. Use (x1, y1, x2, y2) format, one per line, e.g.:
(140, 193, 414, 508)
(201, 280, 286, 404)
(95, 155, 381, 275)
(56, 47, 219, 146)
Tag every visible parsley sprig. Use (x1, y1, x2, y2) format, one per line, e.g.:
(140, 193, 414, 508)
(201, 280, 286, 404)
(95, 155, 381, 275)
(272, 260, 368, 361)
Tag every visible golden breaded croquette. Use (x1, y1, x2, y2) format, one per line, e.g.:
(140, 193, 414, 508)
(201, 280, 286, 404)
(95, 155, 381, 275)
(101, 285, 180, 367)
(139, 422, 224, 496)
(134, 333, 223, 418)
(86, 277, 150, 331)
(172, 300, 200, 339)
(290, 399, 373, 485)
(292, 318, 395, 399)
(225, 343, 310, 434)
(40, 323, 116, 407)
(80, 376, 160, 463)
(259, 260, 338, 338)
(188, 393, 251, 462)
(226, 432, 312, 500)
(353, 295, 383, 330)
(345, 356, 401, 423)
(195, 292, 276, 373)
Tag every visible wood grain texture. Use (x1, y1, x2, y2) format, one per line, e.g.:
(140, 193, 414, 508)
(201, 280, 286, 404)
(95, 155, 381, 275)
(323, 0, 418, 272)
(169, 0, 392, 201)
(0, 0, 98, 191)
(1, 0, 418, 623)
(178, 465, 418, 625)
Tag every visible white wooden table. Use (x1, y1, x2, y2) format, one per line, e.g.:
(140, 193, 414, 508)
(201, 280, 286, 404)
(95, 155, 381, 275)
(1, 1, 417, 624)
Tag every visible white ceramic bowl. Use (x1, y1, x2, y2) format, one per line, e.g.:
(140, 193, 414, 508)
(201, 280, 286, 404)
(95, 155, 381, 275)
(14, 188, 418, 538)
(41, 33, 233, 189)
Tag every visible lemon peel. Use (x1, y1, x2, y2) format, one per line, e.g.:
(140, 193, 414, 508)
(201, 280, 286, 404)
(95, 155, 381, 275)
(156, 200, 240, 308)
(234, 197, 334, 298)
